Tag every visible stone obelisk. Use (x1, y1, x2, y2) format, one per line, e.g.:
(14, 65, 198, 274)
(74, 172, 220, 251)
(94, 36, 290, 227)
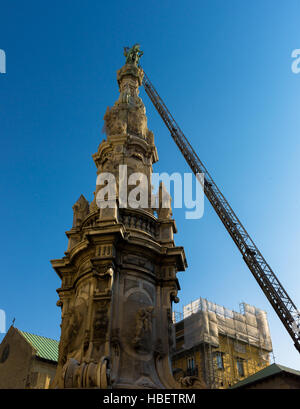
(50, 45, 203, 389)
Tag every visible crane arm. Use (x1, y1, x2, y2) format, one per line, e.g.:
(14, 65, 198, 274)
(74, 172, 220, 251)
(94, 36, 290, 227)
(142, 70, 300, 353)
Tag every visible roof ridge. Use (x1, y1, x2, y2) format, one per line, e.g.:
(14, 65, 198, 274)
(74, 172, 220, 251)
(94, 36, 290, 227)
(17, 328, 59, 342)
(15, 328, 38, 354)
(231, 362, 300, 389)
(15, 328, 59, 363)
(275, 363, 300, 374)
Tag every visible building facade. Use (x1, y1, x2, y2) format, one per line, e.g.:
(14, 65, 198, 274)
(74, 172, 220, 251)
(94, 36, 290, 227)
(172, 298, 273, 388)
(0, 326, 58, 389)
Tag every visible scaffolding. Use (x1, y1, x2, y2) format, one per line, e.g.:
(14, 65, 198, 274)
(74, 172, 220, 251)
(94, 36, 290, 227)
(173, 297, 273, 388)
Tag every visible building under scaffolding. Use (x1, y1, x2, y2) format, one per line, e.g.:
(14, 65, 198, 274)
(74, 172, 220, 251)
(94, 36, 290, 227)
(172, 298, 273, 388)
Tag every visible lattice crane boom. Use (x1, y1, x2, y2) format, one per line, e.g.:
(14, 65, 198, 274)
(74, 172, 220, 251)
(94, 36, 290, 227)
(142, 70, 300, 353)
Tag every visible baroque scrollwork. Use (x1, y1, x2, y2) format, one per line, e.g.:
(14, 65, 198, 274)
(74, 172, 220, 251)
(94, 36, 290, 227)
(179, 376, 207, 389)
(63, 356, 110, 388)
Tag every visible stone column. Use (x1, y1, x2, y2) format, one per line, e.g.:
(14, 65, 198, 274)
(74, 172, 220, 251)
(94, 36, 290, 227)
(50, 51, 205, 389)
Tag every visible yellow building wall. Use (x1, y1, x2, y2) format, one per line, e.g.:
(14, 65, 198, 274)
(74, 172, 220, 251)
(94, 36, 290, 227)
(172, 333, 270, 389)
(30, 359, 57, 389)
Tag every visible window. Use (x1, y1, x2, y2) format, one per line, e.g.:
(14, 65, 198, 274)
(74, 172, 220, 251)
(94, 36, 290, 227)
(186, 356, 198, 376)
(237, 358, 245, 377)
(187, 356, 195, 370)
(215, 352, 224, 370)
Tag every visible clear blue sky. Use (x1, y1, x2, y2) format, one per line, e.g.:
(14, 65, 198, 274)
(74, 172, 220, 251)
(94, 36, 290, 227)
(1, 0, 300, 369)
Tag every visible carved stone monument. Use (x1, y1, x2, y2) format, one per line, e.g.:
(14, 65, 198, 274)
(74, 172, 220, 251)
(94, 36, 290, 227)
(50, 46, 205, 389)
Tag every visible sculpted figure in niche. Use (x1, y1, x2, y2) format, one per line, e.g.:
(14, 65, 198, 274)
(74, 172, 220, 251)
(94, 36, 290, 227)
(60, 297, 87, 364)
(133, 306, 154, 348)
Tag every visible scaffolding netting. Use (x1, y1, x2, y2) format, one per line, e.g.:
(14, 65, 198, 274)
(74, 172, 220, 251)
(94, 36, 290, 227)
(180, 298, 272, 352)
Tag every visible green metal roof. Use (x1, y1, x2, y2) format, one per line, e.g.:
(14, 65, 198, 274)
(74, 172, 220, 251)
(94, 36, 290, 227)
(17, 329, 59, 363)
(231, 363, 300, 389)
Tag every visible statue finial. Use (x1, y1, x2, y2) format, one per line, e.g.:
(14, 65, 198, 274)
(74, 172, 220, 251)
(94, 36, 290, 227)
(123, 44, 143, 67)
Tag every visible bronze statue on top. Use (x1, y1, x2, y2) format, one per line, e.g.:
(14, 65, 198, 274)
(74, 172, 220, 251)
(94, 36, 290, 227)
(123, 44, 144, 66)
